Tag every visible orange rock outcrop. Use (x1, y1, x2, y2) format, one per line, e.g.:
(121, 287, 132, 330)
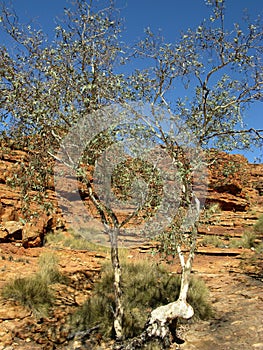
(0, 144, 262, 247)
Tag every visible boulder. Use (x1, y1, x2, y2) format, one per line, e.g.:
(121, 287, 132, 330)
(0, 221, 23, 241)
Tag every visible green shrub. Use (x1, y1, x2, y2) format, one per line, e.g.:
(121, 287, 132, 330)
(237, 216, 263, 250)
(45, 230, 110, 252)
(1, 276, 53, 316)
(241, 231, 257, 249)
(200, 235, 225, 248)
(143, 340, 164, 349)
(44, 231, 67, 246)
(1, 252, 66, 316)
(187, 276, 212, 320)
(229, 231, 258, 249)
(70, 261, 212, 340)
(255, 242, 263, 254)
(229, 238, 242, 248)
(37, 252, 66, 284)
(45, 230, 92, 250)
(254, 215, 263, 234)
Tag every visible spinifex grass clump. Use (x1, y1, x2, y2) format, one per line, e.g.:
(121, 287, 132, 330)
(1, 276, 53, 316)
(1, 252, 65, 316)
(37, 252, 67, 284)
(254, 215, 263, 235)
(241, 231, 257, 249)
(230, 230, 258, 249)
(200, 235, 225, 248)
(71, 260, 212, 340)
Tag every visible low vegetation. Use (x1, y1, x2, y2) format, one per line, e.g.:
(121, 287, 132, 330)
(45, 229, 110, 252)
(70, 260, 213, 341)
(1, 252, 65, 316)
(229, 231, 257, 249)
(200, 235, 225, 248)
(254, 215, 263, 235)
(200, 214, 263, 250)
(1, 276, 53, 316)
(230, 216, 263, 250)
(241, 231, 258, 249)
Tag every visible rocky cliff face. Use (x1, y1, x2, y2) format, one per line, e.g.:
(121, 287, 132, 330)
(0, 146, 64, 247)
(0, 145, 262, 247)
(199, 151, 263, 239)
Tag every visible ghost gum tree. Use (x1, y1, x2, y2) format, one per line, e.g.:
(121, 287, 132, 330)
(0, 0, 263, 348)
(0, 0, 128, 340)
(117, 0, 262, 347)
(0, 0, 170, 341)
(53, 105, 167, 341)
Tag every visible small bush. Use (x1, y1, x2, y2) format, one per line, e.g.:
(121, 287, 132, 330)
(45, 231, 92, 250)
(229, 238, 242, 248)
(1, 252, 65, 316)
(44, 231, 66, 246)
(254, 215, 263, 234)
(70, 261, 212, 340)
(200, 235, 225, 248)
(230, 231, 257, 249)
(241, 231, 257, 249)
(1, 276, 53, 316)
(143, 340, 164, 349)
(63, 236, 98, 250)
(187, 276, 212, 320)
(255, 242, 263, 254)
(201, 203, 222, 225)
(37, 252, 65, 284)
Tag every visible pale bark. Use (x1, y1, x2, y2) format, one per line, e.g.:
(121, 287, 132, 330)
(115, 200, 200, 349)
(114, 253, 195, 350)
(110, 229, 124, 341)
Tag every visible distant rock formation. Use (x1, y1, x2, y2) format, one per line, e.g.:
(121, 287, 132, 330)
(0, 144, 262, 247)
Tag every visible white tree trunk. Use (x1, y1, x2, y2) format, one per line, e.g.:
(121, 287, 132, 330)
(141, 226, 197, 347)
(110, 228, 124, 341)
(114, 243, 196, 349)
(115, 200, 200, 349)
(146, 249, 194, 342)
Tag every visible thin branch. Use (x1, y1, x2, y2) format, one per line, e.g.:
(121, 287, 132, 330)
(205, 127, 263, 141)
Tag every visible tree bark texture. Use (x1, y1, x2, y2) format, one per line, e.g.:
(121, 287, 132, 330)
(110, 231, 124, 341)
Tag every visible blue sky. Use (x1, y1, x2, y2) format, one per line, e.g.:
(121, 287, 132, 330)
(4, 0, 262, 41)
(1, 0, 262, 161)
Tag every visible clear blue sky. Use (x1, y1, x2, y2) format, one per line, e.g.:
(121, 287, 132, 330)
(1, 0, 262, 161)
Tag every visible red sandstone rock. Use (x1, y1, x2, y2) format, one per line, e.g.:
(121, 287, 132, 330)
(0, 145, 262, 246)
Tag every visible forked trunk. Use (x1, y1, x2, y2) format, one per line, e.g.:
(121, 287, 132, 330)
(146, 274, 194, 342)
(115, 201, 200, 349)
(141, 231, 197, 349)
(114, 250, 195, 350)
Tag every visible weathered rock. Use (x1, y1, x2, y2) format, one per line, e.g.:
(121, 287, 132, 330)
(0, 221, 23, 241)
(0, 144, 262, 247)
(0, 303, 31, 320)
